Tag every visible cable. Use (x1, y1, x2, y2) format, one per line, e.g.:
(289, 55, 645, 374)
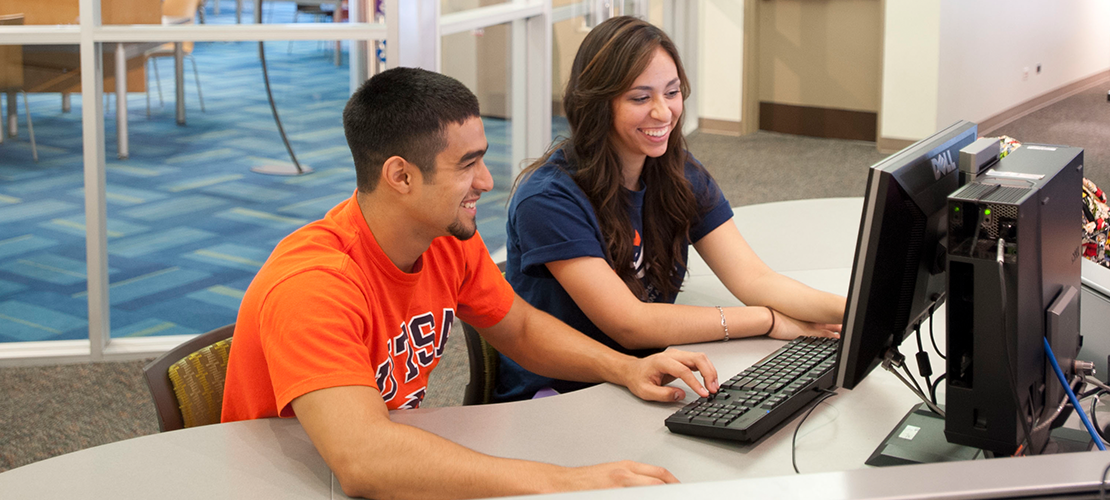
(929, 373, 947, 407)
(899, 360, 927, 398)
(1087, 375, 1110, 394)
(792, 389, 837, 474)
(1091, 393, 1110, 445)
(995, 240, 1035, 454)
(913, 322, 935, 404)
(927, 301, 945, 359)
(1032, 374, 1079, 435)
(1044, 337, 1106, 450)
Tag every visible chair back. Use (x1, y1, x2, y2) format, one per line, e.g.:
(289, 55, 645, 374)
(462, 321, 500, 405)
(0, 14, 24, 91)
(143, 324, 235, 431)
(462, 261, 506, 405)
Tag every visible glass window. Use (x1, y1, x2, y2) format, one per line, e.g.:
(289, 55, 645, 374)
(551, 0, 590, 142)
(441, 23, 511, 253)
(0, 43, 90, 343)
(441, 0, 510, 16)
(101, 35, 354, 338)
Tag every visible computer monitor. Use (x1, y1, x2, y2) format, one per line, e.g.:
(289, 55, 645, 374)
(835, 120, 979, 390)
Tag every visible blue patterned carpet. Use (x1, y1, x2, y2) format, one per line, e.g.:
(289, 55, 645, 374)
(0, 2, 569, 343)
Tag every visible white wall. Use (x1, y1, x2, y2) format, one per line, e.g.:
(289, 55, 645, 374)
(758, 0, 882, 113)
(934, 0, 1110, 131)
(879, 0, 941, 141)
(441, 31, 479, 92)
(697, 0, 743, 122)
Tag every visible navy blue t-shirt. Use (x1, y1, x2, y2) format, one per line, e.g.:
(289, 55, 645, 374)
(495, 149, 734, 402)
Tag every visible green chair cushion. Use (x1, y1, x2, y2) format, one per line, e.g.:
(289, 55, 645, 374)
(168, 337, 232, 428)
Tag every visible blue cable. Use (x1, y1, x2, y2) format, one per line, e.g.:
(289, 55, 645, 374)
(1043, 336, 1106, 451)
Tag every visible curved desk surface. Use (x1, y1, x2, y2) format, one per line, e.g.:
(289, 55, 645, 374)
(2, 198, 1108, 499)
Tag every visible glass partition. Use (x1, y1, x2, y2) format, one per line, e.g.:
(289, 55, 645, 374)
(441, 22, 512, 253)
(101, 35, 354, 338)
(441, 0, 510, 16)
(0, 43, 90, 343)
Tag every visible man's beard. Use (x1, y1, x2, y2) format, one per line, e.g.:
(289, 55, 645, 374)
(447, 219, 476, 240)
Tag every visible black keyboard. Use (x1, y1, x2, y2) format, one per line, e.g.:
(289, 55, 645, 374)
(665, 336, 839, 442)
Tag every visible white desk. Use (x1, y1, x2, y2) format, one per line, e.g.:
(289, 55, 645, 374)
(2, 198, 1108, 499)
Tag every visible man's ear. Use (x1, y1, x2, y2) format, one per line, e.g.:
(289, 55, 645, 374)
(380, 156, 416, 194)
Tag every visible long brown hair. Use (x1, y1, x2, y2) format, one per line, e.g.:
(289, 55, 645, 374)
(514, 16, 699, 300)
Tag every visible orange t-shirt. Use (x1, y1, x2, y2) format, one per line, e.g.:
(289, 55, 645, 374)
(222, 194, 514, 421)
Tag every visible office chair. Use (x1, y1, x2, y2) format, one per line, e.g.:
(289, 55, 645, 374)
(143, 324, 234, 432)
(462, 261, 506, 405)
(462, 319, 500, 405)
(0, 13, 37, 162)
(145, 0, 205, 116)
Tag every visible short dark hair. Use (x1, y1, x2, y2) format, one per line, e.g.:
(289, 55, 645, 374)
(343, 67, 480, 192)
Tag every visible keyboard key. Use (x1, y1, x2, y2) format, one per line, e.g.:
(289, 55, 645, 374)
(691, 416, 717, 426)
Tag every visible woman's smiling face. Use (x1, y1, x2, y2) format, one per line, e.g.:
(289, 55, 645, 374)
(609, 46, 683, 173)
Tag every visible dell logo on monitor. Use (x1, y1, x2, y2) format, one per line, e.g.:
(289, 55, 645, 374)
(930, 150, 957, 180)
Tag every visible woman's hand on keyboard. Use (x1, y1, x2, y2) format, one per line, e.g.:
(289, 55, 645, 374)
(767, 310, 841, 341)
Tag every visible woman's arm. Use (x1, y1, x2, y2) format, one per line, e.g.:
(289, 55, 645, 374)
(692, 221, 846, 326)
(547, 257, 779, 350)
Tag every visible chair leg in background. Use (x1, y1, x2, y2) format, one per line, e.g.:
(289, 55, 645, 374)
(287, 10, 300, 54)
(22, 91, 37, 162)
(153, 59, 164, 107)
(145, 59, 151, 116)
(7, 92, 16, 137)
(189, 55, 205, 112)
(62, 93, 71, 113)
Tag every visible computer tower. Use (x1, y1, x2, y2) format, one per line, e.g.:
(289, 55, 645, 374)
(944, 145, 1083, 455)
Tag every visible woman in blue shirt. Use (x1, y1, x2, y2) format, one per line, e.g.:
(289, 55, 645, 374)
(496, 16, 846, 402)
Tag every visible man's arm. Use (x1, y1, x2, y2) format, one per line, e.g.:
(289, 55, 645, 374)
(478, 295, 719, 402)
(292, 386, 677, 500)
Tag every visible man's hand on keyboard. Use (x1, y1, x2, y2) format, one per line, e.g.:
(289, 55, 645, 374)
(616, 349, 719, 402)
(768, 311, 841, 341)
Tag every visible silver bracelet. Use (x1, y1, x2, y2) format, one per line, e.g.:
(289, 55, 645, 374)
(715, 306, 729, 342)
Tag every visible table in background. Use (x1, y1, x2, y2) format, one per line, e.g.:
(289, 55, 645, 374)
(0, 0, 187, 159)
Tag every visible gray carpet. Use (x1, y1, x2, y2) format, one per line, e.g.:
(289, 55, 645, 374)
(688, 131, 888, 206)
(989, 84, 1110, 190)
(4, 86, 1109, 472)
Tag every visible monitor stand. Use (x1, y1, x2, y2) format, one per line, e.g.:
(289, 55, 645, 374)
(866, 403, 981, 467)
(867, 403, 1096, 467)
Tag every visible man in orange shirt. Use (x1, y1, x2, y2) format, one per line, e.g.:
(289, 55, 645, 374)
(222, 67, 719, 499)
